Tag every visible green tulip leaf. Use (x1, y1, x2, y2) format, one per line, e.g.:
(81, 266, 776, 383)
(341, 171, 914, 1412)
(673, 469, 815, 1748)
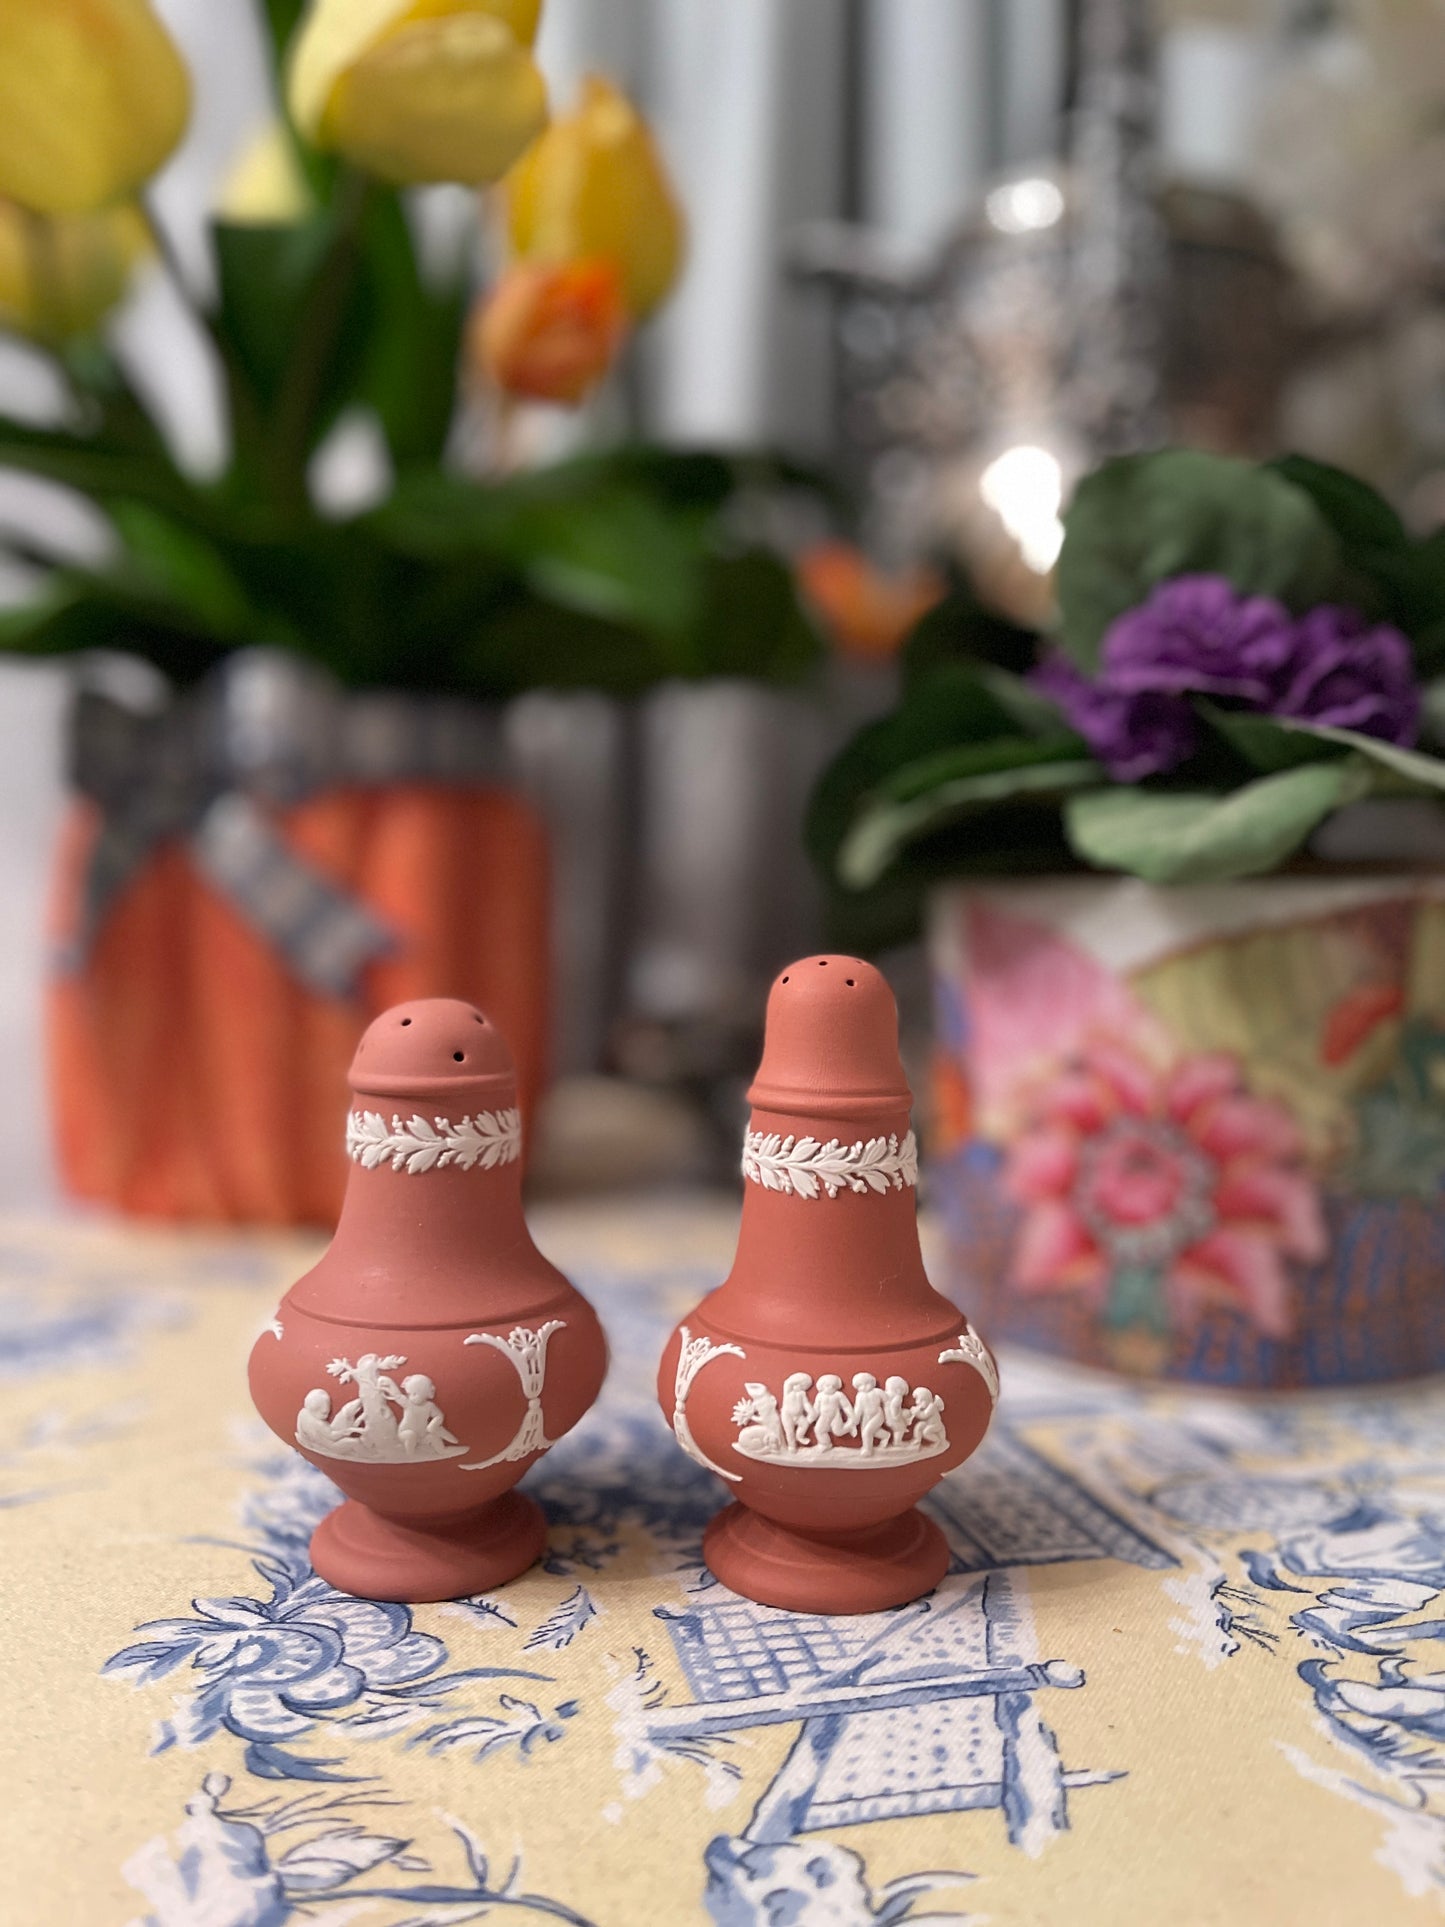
(1056, 449, 1342, 670)
(1064, 759, 1372, 883)
(689, 549, 820, 682)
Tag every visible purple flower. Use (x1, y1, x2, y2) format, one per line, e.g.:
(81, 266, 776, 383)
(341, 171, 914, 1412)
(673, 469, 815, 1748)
(1101, 574, 1297, 702)
(1033, 652, 1199, 781)
(1032, 572, 1423, 778)
(1270, 605, 1421, 746)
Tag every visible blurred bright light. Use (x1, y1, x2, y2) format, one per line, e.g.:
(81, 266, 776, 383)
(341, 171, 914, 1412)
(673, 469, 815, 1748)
(985, 177, 1065, 235)
(978, 444, 1065, 574)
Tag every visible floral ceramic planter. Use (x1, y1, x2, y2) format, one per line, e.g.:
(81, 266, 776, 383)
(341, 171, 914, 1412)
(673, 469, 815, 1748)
(928, 875, 1445, 1388)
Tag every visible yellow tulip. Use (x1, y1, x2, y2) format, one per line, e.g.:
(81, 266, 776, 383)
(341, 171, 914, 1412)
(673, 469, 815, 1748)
(506, 74, 685, 319)
(0, 0, 190, 216)
(218, 124, 315, 226)
(0, 203, 150, 341)
(289, 0, 548, 187)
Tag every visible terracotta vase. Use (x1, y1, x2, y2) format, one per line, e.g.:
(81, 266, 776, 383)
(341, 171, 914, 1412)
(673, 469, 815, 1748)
(48, 783, 551, 1225)
(248, 997, 606, 1602)
(658, 954, 998, 1614)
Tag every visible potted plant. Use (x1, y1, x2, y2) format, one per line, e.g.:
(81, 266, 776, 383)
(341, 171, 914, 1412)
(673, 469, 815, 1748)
(809, 447, 1445, 1387)
(0, 0, 820, 1224)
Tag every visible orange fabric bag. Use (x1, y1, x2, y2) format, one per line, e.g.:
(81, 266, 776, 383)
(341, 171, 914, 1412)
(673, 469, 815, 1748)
(48, 783, 550, 1226)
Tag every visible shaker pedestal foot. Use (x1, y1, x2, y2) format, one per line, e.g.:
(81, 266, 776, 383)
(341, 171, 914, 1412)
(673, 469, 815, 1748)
(703, 1502, 948, 1614)
(311, 1490, 546, 1603)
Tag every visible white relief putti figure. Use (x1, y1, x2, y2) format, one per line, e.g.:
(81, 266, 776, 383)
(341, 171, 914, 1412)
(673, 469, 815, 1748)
(729, 1364, 951, 1468)
(461, 1321, 565, 1470)
(939, 1329, 1000, 1405)
(910, 1386, 947, 1450)
(741, 1128, 919, 1200)
(345, 1107, 523, 1175)
(396, 1374, 460, 1455)
(852, 1373, 888, 1456)
(812, 1375, 856, 1450)
(883, 1375, 910, 1446)
(781, 1372, 815, 1451)
(294, 1353, 468, 1463)
(672, 1326, 746, 1483)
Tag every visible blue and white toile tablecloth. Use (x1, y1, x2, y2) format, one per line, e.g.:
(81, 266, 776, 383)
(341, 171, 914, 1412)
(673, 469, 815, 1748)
(6, 1196, 1445, 1924)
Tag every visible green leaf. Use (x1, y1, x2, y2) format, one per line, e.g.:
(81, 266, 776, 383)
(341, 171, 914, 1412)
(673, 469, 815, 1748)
(354, 193, 466, 466)
(455, 593, 661, 697)
(108, 502, 259, 640)
(689, 548, 819, 682)
(261, 0, 307, 64)
(1064, 760, 1371, 883)
(596, 447, 740, 515)
(806, 663, 1034, 879)
(1376, 528, 1445, 667)
(516, 490, 702, 642)
(1056, 450, 1341, 670)
(367, 468, 505, 556)
(1268, 453, 1445, 656)
(1195, 702, 1339, 773)
(1270, 720, 1445, 796)
(0, 417, 202, 522)
(839, 740, 1101, 888)
(377, 469, 704, 644)
(902, 583, 1038, 684)
(1268, 453, 1408, 556)
(0, 574, 233, 682)
(213, 217, 343, 412)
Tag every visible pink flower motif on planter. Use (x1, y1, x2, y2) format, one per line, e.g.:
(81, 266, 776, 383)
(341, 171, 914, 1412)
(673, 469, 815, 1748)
(1004, 1041, 1327, 1340)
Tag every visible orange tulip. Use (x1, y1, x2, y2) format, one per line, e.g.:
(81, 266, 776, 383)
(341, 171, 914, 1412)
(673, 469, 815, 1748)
(473, 255, 628, 406)
(797, 542, 946, 662)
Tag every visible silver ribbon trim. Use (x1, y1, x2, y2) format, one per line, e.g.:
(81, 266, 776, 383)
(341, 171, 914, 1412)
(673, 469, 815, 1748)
(61, 649, 508, 999)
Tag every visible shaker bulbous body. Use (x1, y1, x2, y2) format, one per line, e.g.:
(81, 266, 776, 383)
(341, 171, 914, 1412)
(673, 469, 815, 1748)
(249, 997, 606, 1602)
(658, 956, 997, 1613)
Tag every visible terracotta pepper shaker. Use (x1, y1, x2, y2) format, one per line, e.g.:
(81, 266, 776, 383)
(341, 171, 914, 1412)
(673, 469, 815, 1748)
(249, 998, 607, 1603)
(658, 955, 998, 1613)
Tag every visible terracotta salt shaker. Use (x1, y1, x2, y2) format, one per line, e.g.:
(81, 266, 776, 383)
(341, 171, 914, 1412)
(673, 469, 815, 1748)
(249, 998, 606, 1603)
(658, 955, 998, 1613)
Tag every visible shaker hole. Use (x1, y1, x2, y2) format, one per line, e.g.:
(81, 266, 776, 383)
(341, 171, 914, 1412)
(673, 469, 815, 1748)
(781, 975, 789, 983)
(846, 978, 855, 986)
(818, 959, 827, 966)
(452, 1051, 465, 1062)
(400, 1017, 412, 1026)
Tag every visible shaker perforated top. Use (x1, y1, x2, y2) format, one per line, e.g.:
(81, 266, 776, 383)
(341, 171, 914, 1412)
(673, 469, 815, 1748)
(746, 956, 911, 1121)
(348, 997, 515, 1103)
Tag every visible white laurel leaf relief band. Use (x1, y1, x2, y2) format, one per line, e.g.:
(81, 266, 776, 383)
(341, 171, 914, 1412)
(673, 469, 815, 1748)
(461, 1321, 566, 1470)
(939, 1329, 999, 1405)
(672, 1325, 745, 1483)
(346, 1107, 522, 1175)
(741, 1128, 918, 1200)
